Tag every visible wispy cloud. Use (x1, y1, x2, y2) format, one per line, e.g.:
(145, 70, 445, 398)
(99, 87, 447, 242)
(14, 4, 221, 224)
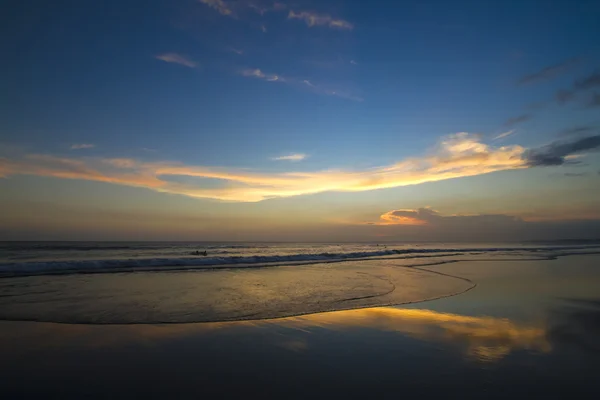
(524, 135, 600, 166)
(155, 53, 198, 68)
(517, 58, 580, 85)
(199, 0, 286, 19)
(574, 70, 600, 90)
(288, 10, 353, 30)
(239, 68, 362, 100)
(350, 60, 358, 65)
(240, 68, 283, 81)
(587, 92, 600, 108)
(70, 144, 95, 150)
(271, 153, 308, 161)
(555, 89, 575, 104)
(229, 47, 244, 55)
(554, 70, 600, 105)
(199, 0, 233, 16)
(558, 126, 596, 137)
(493, 130, 516, 140)
(261, 24, 267, 32)
(503, 114, 532, 127)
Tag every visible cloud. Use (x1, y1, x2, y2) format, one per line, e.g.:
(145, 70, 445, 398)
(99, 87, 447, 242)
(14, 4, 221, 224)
(555, 70, 600, 105)
(240, 68, 283, 82)
(372, 208, 524, 227)
(556, 89, 575, 104)
(288, 10, 353, 30)
(199, 0, 233, 16)
(517, 58, 580, 85)
(239, 68, 362, 100)
(350, 60, 357, 65)
(6, 133, 598, 202)
(503, 114, 532, 127)
(493, 130, 516, 140)
(155, 53, 198, 68)
(199, 0, 286, 19)
(574, 70, 600, 91)
(271, 153, 308, 161)
(0, 133, 529, 202)
(587, 92, 600, 108)
(70, 144, 95, 150)
(524, 135, 600, 166)
(558, 126, 596, 137)
(229, 47, 244, 55)
(261, 24, 267, 32)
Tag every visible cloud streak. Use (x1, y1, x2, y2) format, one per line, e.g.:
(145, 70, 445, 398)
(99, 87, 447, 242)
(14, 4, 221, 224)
(554, 70, 600, 105)
(372, 208, 524, 227)
(517, 58, 580, 85)
(155, 53, 198, 68)
(70, 144, 95, 150)
(3, 133, 599, 202)
(288, 10, 353, 30)
(199, 0, 233, 16)
(503, 114, 531, 127)
(493, 130, 516, 140)
(271, 153, 308, 161)
(239, 68, 362, 101)
(524, 135, 600, 166)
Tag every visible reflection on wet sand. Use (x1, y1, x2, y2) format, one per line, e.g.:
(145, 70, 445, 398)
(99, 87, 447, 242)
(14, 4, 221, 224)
(0, 306, 551, 363)
(283, 308, 551, 362)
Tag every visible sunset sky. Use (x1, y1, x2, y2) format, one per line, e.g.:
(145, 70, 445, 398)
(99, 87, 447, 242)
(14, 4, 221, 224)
(2, 0, 600, 241)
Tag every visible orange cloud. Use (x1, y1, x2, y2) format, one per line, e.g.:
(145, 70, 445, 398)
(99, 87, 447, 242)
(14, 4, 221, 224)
(379, 210, 429, 226)
(371, 207, 524, 227)
(0, 133, 528, 202)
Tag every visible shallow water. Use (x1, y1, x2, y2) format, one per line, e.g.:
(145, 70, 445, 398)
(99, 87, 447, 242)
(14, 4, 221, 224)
(1, 254, 599, 398)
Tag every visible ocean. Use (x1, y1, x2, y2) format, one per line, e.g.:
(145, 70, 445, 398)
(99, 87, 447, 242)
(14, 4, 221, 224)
(1, 240, 599, 276)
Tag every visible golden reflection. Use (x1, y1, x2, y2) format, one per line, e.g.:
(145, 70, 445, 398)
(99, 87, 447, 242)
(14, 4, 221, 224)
(0, 307, 550, 362)
(281, 307, 551, 362)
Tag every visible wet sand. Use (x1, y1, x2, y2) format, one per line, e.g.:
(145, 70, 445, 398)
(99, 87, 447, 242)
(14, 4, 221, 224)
(1, 255, 599, 398)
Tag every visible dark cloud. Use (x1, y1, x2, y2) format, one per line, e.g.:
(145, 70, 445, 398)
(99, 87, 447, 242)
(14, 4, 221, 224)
(555, 70, 600, 106)
(556, 89, 575, 104)
(524, 135, 600, 167)
(525, 102, 546, 111)
(517, 58, 580, 85)
(503, 114, 532, 127)
(558, 126, 596, 137)
(574, 70, 600, 91)
(587, 92, 600, 108)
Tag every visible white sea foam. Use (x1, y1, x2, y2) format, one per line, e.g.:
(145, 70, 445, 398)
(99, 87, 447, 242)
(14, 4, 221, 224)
(0, 244, 598, 276)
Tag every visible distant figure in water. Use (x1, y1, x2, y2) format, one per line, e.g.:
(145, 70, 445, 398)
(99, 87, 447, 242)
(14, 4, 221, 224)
(202, 250, 207, 256)
(193, 250, 208, 256)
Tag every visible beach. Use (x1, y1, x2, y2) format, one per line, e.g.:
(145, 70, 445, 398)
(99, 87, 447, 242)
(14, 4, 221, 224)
(1, 244, 599, 398)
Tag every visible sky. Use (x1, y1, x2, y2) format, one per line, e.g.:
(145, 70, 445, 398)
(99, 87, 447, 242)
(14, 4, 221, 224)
(1, 0, 600, 241)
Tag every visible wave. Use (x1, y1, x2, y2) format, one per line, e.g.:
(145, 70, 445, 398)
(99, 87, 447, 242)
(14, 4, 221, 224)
(1, 245, 599, 277)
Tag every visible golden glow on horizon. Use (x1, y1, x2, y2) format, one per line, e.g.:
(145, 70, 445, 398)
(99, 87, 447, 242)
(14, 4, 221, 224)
(0, 133, 528, 202)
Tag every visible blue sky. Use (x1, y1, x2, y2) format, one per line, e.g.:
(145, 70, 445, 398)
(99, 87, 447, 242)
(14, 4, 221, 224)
(1, 0, 600, 241)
